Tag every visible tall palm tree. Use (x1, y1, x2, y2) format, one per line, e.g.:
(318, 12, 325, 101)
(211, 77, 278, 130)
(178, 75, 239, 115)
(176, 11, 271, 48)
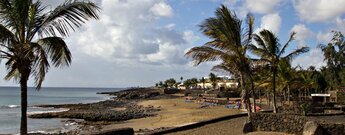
(209, 72, 218, 89)
(249, 29, 309, 113)
(0, 0, 100, 134)
(185, 5, 255, 117)
(319, 31, 345, 90)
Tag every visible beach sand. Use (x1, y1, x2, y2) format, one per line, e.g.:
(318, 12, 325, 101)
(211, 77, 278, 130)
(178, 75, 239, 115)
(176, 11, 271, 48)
(101, 96, 242, 132)
(99, 96, 291, 135)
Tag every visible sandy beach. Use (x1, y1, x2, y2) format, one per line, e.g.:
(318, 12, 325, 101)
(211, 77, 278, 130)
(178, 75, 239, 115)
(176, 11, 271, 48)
(101, 95, 242, 133)
(99, 95, 291, 135)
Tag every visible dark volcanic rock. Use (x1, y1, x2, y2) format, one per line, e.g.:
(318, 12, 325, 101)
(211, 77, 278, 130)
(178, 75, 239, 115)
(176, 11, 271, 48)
(28, 87, 175, 135)
(243, 120, 253, 133)
(98, 87, 164, 100)
(30, 102, 160, 122)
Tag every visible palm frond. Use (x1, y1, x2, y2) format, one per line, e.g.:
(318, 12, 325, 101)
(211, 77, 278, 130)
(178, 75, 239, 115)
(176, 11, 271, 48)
(26, 0, 46, 41)
(30, 42, 49, 89)
(259, 29, 280, 55)
(248, 43, 269, 58)
(200, 5, 242, 51)
(284, 47, 310, 61)
(185, 46, 226, 65)
(212, 63, 239, 76)
(0, 24, 16, 44)
(37, 37, 71, 67)
(251, 34, 270, 56)
(4, 57, 20, 81)
(36, 0, 100, 37)
(242, 13, 254, 47)
(278, 32, 296, 57)
(0, 0, 25, 35)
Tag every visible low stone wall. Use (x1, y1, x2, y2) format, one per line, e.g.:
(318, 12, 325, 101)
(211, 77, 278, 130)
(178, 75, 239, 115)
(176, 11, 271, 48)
(164, 88, 180, 94)
(250, 113, 307, 135)
(251, 113, 345, 135)
(91, 127, 134, 135)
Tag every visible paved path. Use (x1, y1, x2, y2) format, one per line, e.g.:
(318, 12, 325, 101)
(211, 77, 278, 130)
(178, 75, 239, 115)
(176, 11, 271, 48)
(167, 117, 292, 135)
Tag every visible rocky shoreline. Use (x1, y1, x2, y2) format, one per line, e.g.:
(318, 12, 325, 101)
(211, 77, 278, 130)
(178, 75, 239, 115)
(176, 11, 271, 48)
(29, 87, 173, 134)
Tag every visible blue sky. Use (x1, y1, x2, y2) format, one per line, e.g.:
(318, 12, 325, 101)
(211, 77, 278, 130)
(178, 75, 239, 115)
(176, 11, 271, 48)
(0, 0, 344, 88)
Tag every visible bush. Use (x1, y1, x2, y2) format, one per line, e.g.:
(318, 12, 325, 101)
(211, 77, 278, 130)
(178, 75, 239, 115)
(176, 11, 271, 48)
(300, 102, 312, 116)
(337, 91, 345, 104)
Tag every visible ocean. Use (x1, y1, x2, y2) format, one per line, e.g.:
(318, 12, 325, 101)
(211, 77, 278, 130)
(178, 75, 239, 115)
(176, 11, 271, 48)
(0, 87, 122, 134)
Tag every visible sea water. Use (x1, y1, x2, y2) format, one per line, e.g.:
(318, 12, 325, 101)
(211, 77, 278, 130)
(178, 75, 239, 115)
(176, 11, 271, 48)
(0, 87, 121, 134)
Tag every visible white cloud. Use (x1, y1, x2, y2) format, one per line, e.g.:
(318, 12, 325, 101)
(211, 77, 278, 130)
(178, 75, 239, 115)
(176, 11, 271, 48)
(317, 31, 333, 44)
(143, 42, 187, 65)
(150, 2, 173, 17)
(292, 48, 326, 69)
(165, 23, 176, 30)
(290, 24, 314, 48)
(183, 30, 200, 43)
(223, 0, 238, 5)
(290, 24, 313, 41)
(335, 17, 345, 32)
(65, 0, 189, 65)
(243, 0, 281, 14)
(256, 13, 282, 34)
(293, 0, 345, 22)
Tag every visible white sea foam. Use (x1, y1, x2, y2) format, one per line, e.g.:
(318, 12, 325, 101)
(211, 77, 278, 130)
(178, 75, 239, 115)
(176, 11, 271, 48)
(8, 104, 20, 108)
(27, 108, 69, 115)
(28, 130, 47, 134)
(0, 104, 20, 109)
(64, 122, 77, 126)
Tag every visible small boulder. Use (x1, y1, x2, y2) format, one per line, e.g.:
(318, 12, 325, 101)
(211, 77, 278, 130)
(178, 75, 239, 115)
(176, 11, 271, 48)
(303, 121, 323, 135)
(243, 120, 253, 133)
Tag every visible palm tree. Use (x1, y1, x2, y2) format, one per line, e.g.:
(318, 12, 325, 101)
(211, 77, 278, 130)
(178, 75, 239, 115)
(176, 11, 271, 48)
(165, 78, 177, 88)
(249, 29, 309, 113)
(184, 78, 198, 89)
(185, 5, 255, 116)
(297, 70, 314, 99)
(296, 66, 322, 100)
(277, 60, 295, 102)
(0, 0, 100, 134)
(209, 73, 218, 89)
(319, 31, 345, 90)
(201, 77, 205, 89)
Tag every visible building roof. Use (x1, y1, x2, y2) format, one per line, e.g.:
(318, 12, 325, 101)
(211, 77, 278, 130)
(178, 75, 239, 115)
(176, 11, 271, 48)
(311, 94, 330, 97)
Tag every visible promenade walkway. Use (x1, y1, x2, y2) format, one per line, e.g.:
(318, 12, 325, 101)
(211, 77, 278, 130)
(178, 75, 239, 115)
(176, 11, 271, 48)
(167, 116, 292, 135)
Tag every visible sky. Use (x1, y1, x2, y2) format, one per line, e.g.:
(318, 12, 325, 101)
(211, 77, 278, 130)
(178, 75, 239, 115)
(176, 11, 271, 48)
(0, 0, 344, 88)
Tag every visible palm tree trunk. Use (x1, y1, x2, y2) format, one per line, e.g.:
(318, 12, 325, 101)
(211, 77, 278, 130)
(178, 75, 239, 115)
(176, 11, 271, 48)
(267, 91, 270, 108)
(308, 89, 310, 97)
(20, 72, 30, 135)
(284, 88, 287, 102)
(273, 67, 277, 113)
(287, 85, 290, 102)
(248, 74, 256, 112)
(240, 73, 251, 120)
(259, 89, 262, 104)
(304, 88, 307, 100)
